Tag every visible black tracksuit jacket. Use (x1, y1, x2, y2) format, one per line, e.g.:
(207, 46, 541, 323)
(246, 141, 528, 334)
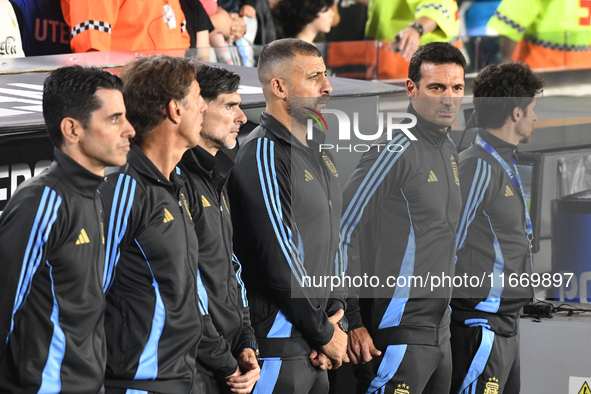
(228, 112, 345, 358)
(0, 148, 106, 393)
(452, 129, 534, 336)
(179, 146, 256, 377)
(99, 144, 205, 393)
(340, 104, 462, 349)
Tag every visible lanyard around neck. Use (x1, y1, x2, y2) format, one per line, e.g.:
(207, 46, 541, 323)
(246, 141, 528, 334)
(475, 134, 533, 243)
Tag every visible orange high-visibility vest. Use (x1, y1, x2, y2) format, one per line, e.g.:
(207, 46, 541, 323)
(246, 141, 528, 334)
(62, 0, 190, 53)
(326, 39, 462, 80)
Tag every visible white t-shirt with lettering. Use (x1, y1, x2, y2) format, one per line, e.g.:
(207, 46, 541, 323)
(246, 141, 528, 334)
(0, 0, 25, 57)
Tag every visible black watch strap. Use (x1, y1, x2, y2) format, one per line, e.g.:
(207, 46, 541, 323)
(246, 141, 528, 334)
(408, 22, 424, 36)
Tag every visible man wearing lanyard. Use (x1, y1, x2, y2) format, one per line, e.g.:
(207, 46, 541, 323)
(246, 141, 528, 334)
(451, 62, 543, 394)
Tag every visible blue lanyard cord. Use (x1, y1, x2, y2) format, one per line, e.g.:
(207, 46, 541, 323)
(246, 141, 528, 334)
(475, 135, 534, 244)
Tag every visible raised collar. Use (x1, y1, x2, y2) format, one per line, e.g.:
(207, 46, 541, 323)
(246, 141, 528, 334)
(181, 145, 234, 180)
(407, 103, 451, 146)
(127, 144, 183, 187)
(259, 111, 326, 150)
(477, 128, 517, 161)
(52, 148, 104, 198)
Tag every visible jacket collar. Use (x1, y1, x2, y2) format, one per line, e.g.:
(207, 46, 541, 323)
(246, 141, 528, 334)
(477, 128, 517, 161)
(259, 111, 326, 150)
(127, 144, 183, 187)
(52, 148, 104, 198)
(181, 145, 234, 180)
(407, 103, 451, 146)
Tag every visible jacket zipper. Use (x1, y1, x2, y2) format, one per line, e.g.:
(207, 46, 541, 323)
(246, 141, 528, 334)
(211, 177, 243, 317)
(439, 136, 456, 232)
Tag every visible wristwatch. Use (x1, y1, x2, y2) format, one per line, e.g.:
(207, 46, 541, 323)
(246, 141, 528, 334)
(408, 21, 424, 36)
(237, 341, 260, 359)
(337, 315, 349, 333)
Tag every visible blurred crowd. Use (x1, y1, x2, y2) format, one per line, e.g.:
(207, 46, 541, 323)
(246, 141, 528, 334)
(2, 0, 591, 77)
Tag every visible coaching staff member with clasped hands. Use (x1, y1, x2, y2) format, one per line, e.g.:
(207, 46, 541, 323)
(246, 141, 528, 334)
(0, 66, 134, 393)
(179, 63, 260, 393)
(229, 38, 349, 394)
(339, 42, 466, 394)
(451, 62, 543, 394)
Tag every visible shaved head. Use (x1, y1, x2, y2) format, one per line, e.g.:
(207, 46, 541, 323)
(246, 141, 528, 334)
(257, 38, 322, 88)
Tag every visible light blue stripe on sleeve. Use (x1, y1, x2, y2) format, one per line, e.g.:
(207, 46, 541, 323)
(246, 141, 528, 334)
(379, 190, 415, 329)
(256, 139, 307, 286)
(232, 253, 248, 307)
(197, 269, 209, 314)
(265, 140, 307, 281)
(133, 240, 165, 380)
(457, 159, 491, 251)
(475, 211, 504, 313)
(21, 190, 59, 306)
(339, 135, 410, 275)
(267, 310, 292, 338)
(104, 174, 136, 293)
(38, 261, 66, 393)
(9, 188, 61, 345)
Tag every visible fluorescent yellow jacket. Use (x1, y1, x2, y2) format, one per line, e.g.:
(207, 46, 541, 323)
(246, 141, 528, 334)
(488, 0, 591, 68)
(366, 0, 460, 42)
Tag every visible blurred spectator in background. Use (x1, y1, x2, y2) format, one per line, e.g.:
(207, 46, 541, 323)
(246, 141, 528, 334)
(202, 0, 247, 44)
(326, 0, 365, 43)
(219, 0, 257, 17)
(200, 0, 247, 63)
(329, 0, 460, 80)
(324, 0, 370, 80)
(366, 0, 459, 60)
(180, 0, 214, 61)
(275, 0, 337, 43)
(10, 0, 70, 56)
(253, 0, 276, 46)
(62, 0, 190, 52)
(217, 0, 259, 66)
(459, 0, 501, 71)
(488, 0, 591, 69)
(1, 0, 24, 57)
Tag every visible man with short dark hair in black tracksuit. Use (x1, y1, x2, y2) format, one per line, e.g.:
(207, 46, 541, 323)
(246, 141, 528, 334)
(340, 42, 466, 394)
(178, 63, 260, 394)
(229, 39, 349, 394)
(450, 62, 544, 394)
(229, 112, 347, 394)
(98, 55, 212, 394)
(181, 148, 258, 392)
(0, 66, 134, 393)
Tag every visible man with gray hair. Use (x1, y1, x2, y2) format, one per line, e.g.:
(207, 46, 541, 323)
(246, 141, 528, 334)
(228, 38, 348, 393)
